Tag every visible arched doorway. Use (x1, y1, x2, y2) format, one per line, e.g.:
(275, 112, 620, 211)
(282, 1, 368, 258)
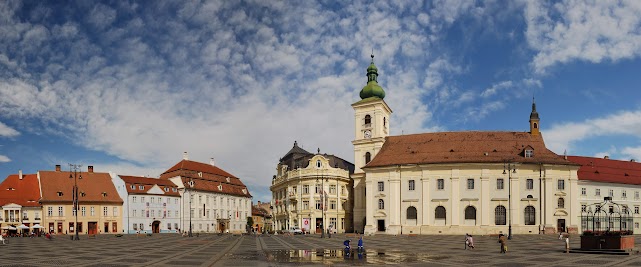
(152, 221, 160, 233)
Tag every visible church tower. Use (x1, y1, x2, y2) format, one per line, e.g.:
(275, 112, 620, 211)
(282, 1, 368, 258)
(351, 54, 392, 173)
(529, 97, 540, 135)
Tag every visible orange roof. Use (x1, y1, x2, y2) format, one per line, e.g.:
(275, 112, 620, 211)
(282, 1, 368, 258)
(119, 175, 180, 196)
(160, 160, 252, 198)
(567, 156, 641, 185)
(0, 173, 41, 207)
(39, 170, 123, 204)
(366, 131, 576, 168)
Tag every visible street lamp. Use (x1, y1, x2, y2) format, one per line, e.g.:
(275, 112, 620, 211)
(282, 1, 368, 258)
(69, 164, 82, 241)
(503, 163, 517, 240)
(186, 177, 195, 237)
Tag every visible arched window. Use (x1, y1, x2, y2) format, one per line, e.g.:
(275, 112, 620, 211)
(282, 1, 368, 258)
(465, 206, 476, 220)
(407, 206, 417, 220)
(533, 122, 538, 129)
(316, 160, 321, 168)
(435, 206, 446, 220)
(364, 115, 371, 125)
(558, 198, 565, 208)
(495, 205, 506, 225)
(365, 152, 371, 164)
(378, 199, 384, 210)
(524, 206, 536, 225)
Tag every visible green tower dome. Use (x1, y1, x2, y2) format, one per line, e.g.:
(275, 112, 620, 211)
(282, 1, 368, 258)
(359, 54, 386, 100)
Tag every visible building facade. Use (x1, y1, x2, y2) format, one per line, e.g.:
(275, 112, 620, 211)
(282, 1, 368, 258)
(568, 156, 641, 234)
(271, 142, 354, 234)
(0, 171, 43, 235)
(39, 165, 123, 235)
(113, 175, 181, 234)
(160, 153, 252, 234)
(351, 56, 580, 235)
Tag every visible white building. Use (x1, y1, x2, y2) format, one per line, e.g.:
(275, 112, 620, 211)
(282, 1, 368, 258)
(160, 153, 252, 234)
(569, 156, 641, 233)
(351, 56, 580, 235)
(112, 175, 181, 234)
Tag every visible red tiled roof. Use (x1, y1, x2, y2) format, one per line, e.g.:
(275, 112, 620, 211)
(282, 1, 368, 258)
(566, 156, 641, 185)
(160, 160, 252, 198)
(119, 175, 180, 196)
(39, 170, 123, 204)
(0, 174, 41, 207)
(366, 131, 576, 168)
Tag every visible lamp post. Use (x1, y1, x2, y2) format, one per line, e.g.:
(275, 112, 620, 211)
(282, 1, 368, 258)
(187, 177, 195, 237)
(503, 163, 517, 240)
(69, 164, 82, 241)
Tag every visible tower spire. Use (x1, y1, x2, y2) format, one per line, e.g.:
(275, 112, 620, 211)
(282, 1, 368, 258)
(529, 97, 540, 135)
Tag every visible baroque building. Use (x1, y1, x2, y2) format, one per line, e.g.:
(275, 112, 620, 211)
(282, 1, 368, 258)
(160, 153, 252, 234)
(271, 142, 354, 234)
(0, 171, 42, 235)
(351, 56, 580, 235)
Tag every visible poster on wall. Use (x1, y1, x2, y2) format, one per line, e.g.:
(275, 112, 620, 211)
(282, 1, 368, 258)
(302, 218, 310, 232)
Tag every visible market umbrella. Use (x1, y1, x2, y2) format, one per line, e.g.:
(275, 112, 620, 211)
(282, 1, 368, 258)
(18, 224, 30, 230)
(0, 226, 9, 230)
(32, 224, 44, 229)
(8, 226, 17, 230)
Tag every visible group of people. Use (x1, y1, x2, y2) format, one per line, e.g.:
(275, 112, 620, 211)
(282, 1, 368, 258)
(343, 235, 364, 250)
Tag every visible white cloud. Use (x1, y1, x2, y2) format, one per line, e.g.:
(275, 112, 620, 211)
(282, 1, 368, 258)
(0, 155, 10, 163)
(545, 110, 641, 154)
(481, 81, 513, 98)
(0, 121, 19, 137)
(525, 0, 641, 73)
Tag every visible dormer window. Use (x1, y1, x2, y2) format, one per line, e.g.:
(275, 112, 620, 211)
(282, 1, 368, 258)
(102, 192, 108, 197)
(525, 149, 533, 158)
(226, 177, 230, 182)
(316, 160, 322, 168)
(242, 189, 247, 194)
(364, 114, 371, 125)
(218, 185, 223, 191)
(164, 187, 169, 192)
(57, 191, 63, 197)
(80, 192, 86, 197)
(130, 185, 135, 189)
(172, 188, 177, 192)
(139, 185, 144, 190)
(6, 187, 15, 191)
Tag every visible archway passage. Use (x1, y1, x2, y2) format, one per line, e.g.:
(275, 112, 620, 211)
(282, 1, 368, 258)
(152, 221, 160, 233)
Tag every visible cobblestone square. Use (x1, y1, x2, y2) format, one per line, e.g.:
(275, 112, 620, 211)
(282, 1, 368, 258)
(0, 233, 640, 266)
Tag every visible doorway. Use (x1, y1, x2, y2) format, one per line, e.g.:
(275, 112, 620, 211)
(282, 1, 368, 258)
(377, 220, 385, 232)
(557, 219, 566, 233)
(152, 221, 160, 233)
(88, 222, 98, 235)
(104, 222, 109, 233)
(316, 218, 323, 234)
(219, 221, 227, 233)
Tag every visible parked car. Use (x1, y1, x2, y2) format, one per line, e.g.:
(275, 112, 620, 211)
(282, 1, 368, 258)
(289, 227, 303, 235)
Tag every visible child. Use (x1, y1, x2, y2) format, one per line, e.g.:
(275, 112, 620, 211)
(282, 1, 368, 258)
(343, 239, 351, 250)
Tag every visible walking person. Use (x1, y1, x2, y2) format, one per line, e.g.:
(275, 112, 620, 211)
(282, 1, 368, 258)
(498, 234, 507, 253)
(357, 235, 364, 251)
(465, 233, 469, 250)
(467, 234, 475, 249)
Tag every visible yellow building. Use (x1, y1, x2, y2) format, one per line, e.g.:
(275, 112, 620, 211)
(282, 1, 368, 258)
(39, 165, 123, 235)
(351, 56, 580, 235)
(271, 142, 354, 234)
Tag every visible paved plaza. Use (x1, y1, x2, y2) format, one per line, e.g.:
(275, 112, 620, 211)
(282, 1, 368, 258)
(1, 233, 641, 266)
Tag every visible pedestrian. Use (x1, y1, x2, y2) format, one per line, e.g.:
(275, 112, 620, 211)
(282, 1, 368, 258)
(357, 235, 364, 250)
(465, 233, 469, 250)
(343, 239, 351, 250)
(467, 234, 475, 249)
(564, 233, 570, 253)
(498, 234, 507, 253)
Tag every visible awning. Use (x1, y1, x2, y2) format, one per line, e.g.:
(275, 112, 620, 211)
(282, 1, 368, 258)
(18, 224, 30, 229)
(32, 224, 44, 229)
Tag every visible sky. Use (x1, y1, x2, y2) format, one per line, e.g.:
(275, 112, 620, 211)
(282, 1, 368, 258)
(2, 0, 641, 203)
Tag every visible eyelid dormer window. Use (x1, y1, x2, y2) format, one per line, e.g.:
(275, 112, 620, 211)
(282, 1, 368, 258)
(525, 149, 534, 158)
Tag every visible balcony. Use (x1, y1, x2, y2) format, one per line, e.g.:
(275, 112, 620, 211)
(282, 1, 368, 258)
(22, 217, 29, 221)
(34, 217, 41, 221)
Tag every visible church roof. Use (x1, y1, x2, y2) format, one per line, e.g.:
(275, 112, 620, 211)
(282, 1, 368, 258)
(566, 156, 641, 185)
(365, 131, 576, 168)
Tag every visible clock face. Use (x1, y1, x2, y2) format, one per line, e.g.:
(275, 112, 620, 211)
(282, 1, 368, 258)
(364, 130, 372, 138)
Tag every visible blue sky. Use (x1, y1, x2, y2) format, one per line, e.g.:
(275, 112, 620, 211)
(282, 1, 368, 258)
(2, 1, 641, 202)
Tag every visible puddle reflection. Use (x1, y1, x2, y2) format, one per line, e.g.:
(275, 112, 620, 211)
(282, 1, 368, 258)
(265, 249, 449, 265)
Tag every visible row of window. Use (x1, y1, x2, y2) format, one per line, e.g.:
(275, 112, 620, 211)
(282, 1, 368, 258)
(580, 188, 640, 199)
(132, 209, 178, 218)
(388, 205, 539, 225)
(189, 209, 247, 220)
(274, 200, 345, 213)
(187, 194, 250, 210)
(132, 223, 178, 231)
(47, 206, 117, 217)
(376, 179, 565, 191)
(275, 185, 347, 198)
(376, 198, 566, 210)
(132, 196, 179, 204)
(50, 222, 117, 234)
(581, 204, 641, 214)
(130, 184, 178, 192)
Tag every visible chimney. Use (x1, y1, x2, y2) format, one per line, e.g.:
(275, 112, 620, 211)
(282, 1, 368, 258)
(19, 170, 23, 180)
(210, 157, 215, 166)
(631, 159, 636, 162)
(55, 164, 61, 172)
(88, 166, 94, 173)
(604, 156, 610, 159)
(183, 151, 189, 160)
